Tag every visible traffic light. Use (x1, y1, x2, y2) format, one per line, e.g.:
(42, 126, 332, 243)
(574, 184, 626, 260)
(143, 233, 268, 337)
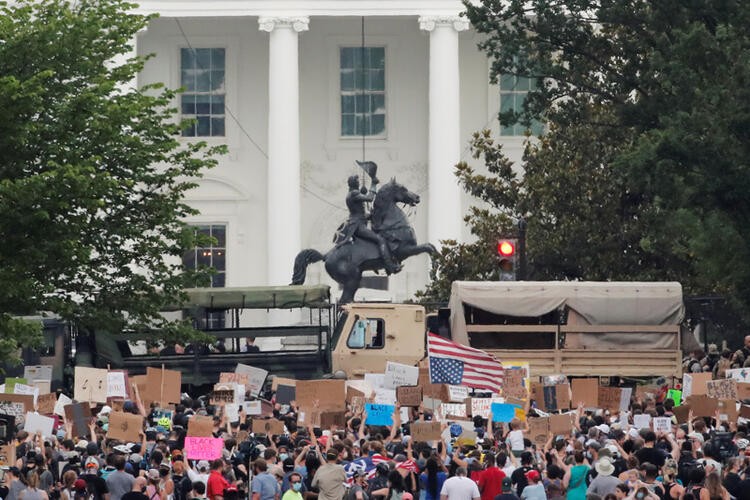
(497, 238, 517, 281)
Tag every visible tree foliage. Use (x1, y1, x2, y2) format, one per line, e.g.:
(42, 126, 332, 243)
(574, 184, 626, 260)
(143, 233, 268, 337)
(0, 0, 223, 364)
(420, 0, 750, 312)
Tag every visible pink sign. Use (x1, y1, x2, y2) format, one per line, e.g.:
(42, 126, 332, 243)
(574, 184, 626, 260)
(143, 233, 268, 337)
(184, 437, 224, 460)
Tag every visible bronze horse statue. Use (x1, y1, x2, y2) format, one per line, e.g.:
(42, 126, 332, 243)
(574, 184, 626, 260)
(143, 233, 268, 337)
(291, 179, 437, 303)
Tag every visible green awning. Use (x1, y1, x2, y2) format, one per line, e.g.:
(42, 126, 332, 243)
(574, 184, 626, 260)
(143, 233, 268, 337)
(164, 285, 331, 311)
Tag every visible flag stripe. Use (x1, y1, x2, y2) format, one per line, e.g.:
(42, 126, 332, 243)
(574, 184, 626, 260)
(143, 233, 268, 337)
(427, 333, 504, 392)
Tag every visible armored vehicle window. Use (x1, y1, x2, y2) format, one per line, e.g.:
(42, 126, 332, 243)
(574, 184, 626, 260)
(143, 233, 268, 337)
(347, 318, 385, 349)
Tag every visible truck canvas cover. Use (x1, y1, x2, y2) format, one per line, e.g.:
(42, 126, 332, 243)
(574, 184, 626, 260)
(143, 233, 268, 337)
(448, 281, 684, 347)
(164, 284, 331, 310)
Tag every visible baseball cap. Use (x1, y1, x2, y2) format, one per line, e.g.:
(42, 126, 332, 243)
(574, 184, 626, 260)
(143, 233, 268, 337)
(502, 477, 512, 492)
(525, 470, 540, 482)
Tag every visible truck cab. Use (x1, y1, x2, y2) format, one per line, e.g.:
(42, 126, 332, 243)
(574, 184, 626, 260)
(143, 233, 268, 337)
(331, 303, 426, 378)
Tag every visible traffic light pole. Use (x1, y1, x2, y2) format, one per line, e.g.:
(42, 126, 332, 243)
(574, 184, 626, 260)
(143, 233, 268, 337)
(518, 217, 527, 280)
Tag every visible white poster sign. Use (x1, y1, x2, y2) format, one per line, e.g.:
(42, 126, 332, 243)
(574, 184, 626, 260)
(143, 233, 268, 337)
(384, 362, 419, 389)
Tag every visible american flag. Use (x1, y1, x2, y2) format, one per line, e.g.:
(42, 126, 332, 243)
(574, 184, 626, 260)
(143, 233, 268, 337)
(427, 333, 504, 393)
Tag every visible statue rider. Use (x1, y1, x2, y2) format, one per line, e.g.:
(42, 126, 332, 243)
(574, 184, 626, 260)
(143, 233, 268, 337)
(343, 173, 401, 274)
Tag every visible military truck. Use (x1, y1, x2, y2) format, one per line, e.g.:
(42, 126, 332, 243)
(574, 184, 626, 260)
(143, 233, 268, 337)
(332, 281, 687, 379)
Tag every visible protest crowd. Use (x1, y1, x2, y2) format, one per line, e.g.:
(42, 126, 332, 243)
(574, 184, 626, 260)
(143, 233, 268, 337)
(4, 336, 750, 500)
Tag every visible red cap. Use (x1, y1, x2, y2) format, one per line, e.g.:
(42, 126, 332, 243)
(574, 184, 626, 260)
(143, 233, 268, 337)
(525, 470, 540, 482)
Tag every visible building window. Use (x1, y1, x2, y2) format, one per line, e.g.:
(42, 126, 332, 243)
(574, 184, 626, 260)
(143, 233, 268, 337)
(499, 74, 544, 136)
(182, 224, 227, 330)
(340, 46, 386, 137)
(183, 224, 226, 287)
(180, 48, 226, 137)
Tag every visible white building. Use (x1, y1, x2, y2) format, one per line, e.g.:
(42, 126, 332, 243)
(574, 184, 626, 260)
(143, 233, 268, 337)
(133, 0, 532, 302)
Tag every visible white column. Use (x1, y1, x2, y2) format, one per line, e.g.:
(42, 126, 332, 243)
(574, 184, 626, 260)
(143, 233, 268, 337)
(419, 16, 469, 246)
(259, 17, 309, 286)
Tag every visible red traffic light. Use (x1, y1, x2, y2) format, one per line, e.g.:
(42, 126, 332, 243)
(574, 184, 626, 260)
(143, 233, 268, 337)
(497, 240, 515, 257)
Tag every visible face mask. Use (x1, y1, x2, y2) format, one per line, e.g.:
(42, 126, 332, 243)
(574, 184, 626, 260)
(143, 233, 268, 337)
(279, 453, 289, 462)
(636, 493, 645, 500)
(292, 483, 302, 492)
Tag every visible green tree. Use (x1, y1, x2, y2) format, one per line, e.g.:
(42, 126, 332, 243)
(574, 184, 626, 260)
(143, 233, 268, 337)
(420, 0, 750, 312)
(0, 0, 223, 364)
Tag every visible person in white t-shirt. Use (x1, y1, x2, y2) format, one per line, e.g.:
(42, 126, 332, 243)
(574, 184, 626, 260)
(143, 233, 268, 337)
(440, 467, 480, 500)
(506, 418, 526, 457)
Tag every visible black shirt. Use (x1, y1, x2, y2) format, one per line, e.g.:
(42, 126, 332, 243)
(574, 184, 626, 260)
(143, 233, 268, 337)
(635, 446, 666, 468)
(511, 466, 533, 496)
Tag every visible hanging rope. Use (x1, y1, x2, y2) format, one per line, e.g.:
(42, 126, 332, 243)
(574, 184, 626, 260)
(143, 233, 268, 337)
(360, 16, 367, 186)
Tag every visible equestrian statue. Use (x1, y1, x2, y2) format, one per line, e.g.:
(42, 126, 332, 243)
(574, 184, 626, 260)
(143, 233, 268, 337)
(291, 161, 437, 303)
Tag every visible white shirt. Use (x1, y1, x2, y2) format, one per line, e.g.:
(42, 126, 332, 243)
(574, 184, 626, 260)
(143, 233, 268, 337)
(507, 429, 525, 451)
(440, 475, 480, 500)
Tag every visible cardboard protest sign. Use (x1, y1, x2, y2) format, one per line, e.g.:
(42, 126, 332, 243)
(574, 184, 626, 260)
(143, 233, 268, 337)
(411, 421, 442, 442)
(24, 412, 54, 437)
(107, 411, 143, 442)
(503, 368, 528, 400)
(365, 403, 394, 426)
(384, 362, 419, 389)
(54, 394, 72, 417)
(598, 387, 622, 412)
(74, 367, 108, 403)
(528, 417, 550, 447)
(346, 380, 372, 401)
(726, 368, 750, 383)
(633, 414, 652, 430)
(350, 396, 365, 415)
(252, 418, 284, 435)
(684, 372, 713, 396)
(297, 409, 321, 427)
(490, 403, 521, 423)
(571, 378, 599, 408)
(738, 383, 750, 402)
(396, 386, 422, 407)
(0, 394, 33, 413)
(296, 380, 346, 411)
(740, 405, 750, 419)
(543, 384, 571, 411)
(672, 404, 690, 424)
(440, 403, 467, 420)
(220, 372, 250, 386)
(471, 398, 502, 419)
(418, 361, 447, 400)
(184, 437, 223, 460)
(275, 385, 296, 405)
(106, 371, 129, 400)
(446, 385, 470, 403)
(29, 380, 50, 395)
(210, 390, 234, 405)
(706, 379, 737, 400)
(234, 364, 267, 397)
(717, 400, 738, 422)
(653, 417, 672, 433)
(64, 403, 92, 438)
(143, 367, 181, 406)
(271, 377, 297, 391)
(243, 401, 262, 416)
(320, 411, 347, 429)
(24, 366, 53, 382)
(687, 395, 718, 417)
(187, 415, 214, 437)
(549, 413, 574, 435)
(36, 393, 57, 415)
(372, 388, 397, 405)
